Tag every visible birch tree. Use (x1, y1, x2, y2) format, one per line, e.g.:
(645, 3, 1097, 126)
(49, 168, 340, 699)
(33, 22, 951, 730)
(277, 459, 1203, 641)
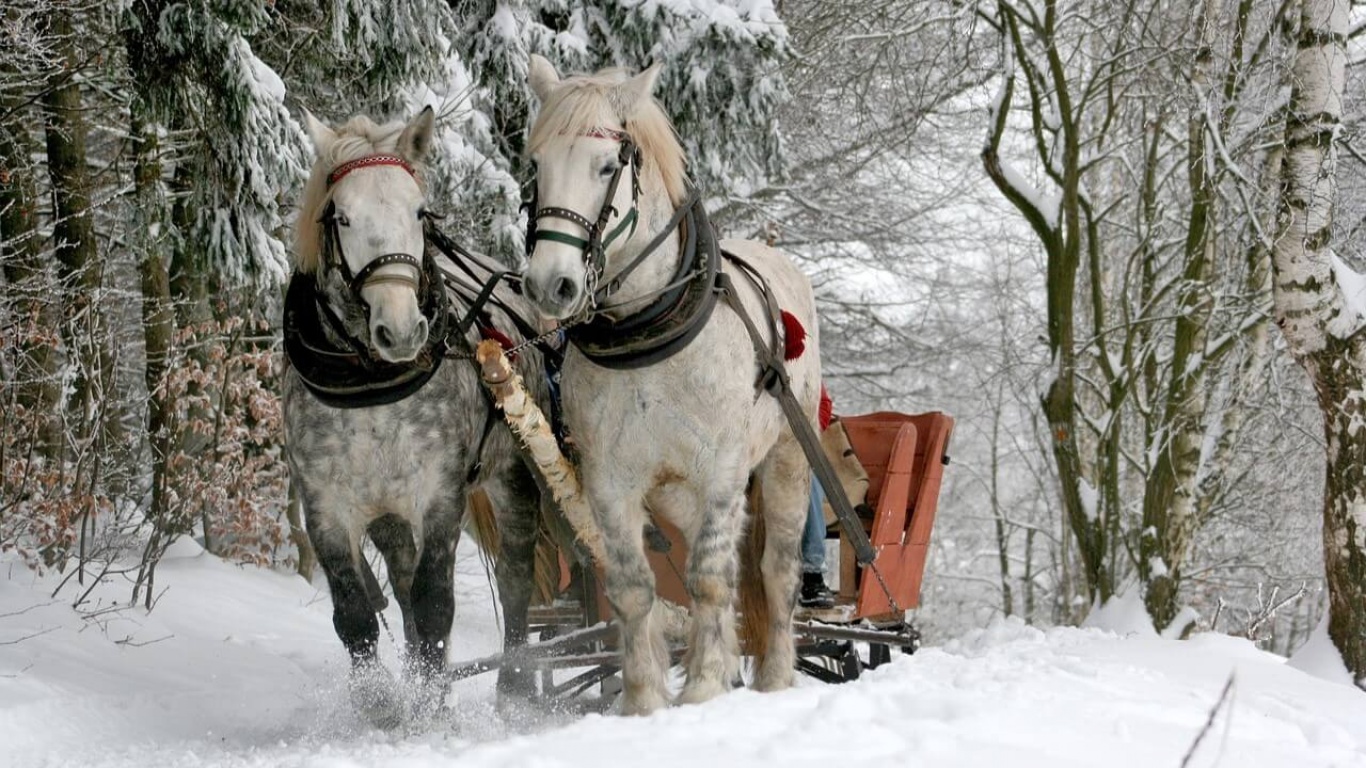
(981, 0, 1286, 629)
(1269, 0, 1365, 687)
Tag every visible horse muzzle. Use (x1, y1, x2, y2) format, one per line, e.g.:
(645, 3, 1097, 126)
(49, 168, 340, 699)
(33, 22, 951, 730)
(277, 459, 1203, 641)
(523, 264, 586, 320)
(370, 315, 427, 362)
(364, 280, 430, 362)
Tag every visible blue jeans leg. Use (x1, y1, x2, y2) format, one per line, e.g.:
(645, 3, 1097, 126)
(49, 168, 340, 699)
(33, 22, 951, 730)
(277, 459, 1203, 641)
(802, 475, 826, 575)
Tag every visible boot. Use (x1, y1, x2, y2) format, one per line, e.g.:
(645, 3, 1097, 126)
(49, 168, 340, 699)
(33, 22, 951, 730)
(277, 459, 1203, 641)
(799, 571, 835, 609)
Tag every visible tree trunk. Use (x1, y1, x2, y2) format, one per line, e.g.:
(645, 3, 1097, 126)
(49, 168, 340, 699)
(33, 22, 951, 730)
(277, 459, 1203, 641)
(1140, 0, 1222, 632)
(40, 9, 118, 447)
(989, 390, 1014, 616)
(0, 93, 62, 455)
(1270, 0, 1365, 688)
(982, 3, 1112, 607)
(130, 103, 176, 549)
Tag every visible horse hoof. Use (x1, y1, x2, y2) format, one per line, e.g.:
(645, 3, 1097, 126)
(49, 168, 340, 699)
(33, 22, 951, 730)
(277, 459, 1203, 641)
(750, 670, 795, 693)
(618, 687, 668, 716)
(407, 677, 450, 722)
(496, 666, 537, 701)
(350, 663, 404, 730)
(494, 687, 541, 727)
(677, 678, 728, 706)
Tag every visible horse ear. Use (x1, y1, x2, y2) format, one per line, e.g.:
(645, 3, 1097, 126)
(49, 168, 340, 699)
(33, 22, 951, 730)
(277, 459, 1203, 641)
(528, 54, 561, 101)
(614, 62, 663, 118)
(302, 109, 336, 154)
(397, 106, 436, 162)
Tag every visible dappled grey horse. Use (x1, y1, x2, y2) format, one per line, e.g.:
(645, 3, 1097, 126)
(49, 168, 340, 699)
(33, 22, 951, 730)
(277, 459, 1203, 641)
(282, 106, 551, 726)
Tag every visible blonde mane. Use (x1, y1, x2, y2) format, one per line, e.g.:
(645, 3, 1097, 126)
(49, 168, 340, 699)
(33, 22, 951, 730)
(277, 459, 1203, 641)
(527, 68, 689, 208)
(294, 116, 427, 274)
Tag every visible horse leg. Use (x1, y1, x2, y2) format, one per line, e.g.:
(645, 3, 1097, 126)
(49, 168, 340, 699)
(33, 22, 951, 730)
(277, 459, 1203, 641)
(408, 493, 461, 706)
(751, 437, 807, 692)
(482, 462, 541, 701)
(595, 494, 669, 715)
(677, 485, 747, 705)
(306, 506, 403, 728)
(367, 514, 421, 665)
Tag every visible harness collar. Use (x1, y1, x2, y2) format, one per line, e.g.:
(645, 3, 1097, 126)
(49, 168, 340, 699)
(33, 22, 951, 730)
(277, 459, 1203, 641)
(566, 198, 721, 369)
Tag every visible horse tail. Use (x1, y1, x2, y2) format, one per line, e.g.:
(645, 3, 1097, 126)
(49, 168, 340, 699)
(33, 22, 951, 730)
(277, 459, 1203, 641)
(532, 528, 563, 605)
(464, 488, 501, 564)
(467, 488, 572, 607)
(737, 477, 771, 668)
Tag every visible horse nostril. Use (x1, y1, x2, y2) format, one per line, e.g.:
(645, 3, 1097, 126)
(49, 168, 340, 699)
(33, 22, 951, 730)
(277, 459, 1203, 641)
(553, 276, 577, 303)
(412, 318, 428, 343)
(375, 324, 395, 349)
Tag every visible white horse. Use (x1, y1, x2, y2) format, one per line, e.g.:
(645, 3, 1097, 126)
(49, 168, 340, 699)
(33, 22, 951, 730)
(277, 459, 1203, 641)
(522, 55, 821, 714)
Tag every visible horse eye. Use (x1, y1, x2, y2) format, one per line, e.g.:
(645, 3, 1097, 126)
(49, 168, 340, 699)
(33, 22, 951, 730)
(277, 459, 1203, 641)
(417, 207, 427, 220)
(843, 449, 856, 457)
(335, 212, 350, 227)
(600, 163, 619, 178)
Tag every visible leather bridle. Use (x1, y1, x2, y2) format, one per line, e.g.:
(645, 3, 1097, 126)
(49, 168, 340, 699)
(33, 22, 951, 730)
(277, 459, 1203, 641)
(319, 154, 428, 313)
(525, 128, 642, 307)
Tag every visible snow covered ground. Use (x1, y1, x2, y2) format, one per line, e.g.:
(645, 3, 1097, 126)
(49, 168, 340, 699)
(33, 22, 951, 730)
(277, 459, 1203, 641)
(2, 539, 1364, 768)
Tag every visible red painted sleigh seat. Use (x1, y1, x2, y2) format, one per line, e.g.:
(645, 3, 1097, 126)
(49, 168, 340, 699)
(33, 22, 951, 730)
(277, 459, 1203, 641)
(835, 411, 954, 620)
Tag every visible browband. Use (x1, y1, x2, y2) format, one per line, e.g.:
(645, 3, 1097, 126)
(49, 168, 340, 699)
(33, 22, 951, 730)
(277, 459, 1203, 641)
(328, 154, 416, 187)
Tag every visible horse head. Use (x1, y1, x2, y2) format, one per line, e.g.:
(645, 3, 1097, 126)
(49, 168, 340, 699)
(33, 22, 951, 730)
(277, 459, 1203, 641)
(297, 107, 436, 363)
(522, 55, 689, 321)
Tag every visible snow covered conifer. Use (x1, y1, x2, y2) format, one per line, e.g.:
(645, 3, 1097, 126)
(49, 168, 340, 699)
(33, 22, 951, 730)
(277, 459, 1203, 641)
(450, 1, 789, 261)
(146, 0, 307, 284)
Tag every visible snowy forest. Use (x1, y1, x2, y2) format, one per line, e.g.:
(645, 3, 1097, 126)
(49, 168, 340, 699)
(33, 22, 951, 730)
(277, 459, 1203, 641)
(3, 0, 1366, 763)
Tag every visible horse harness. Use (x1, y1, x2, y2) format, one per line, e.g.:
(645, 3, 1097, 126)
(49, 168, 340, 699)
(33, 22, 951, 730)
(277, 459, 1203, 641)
(526, 127, 642, 304)
(285, 154, 433, 408)
(284, 154, 561, 494)
(526, 130, 891, 600)
(285, 154, 542, 407)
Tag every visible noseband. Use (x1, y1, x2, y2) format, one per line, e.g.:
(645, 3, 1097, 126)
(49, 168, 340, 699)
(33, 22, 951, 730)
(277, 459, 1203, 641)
(320, 154, 427, 310)
(526, 128, 641, 305)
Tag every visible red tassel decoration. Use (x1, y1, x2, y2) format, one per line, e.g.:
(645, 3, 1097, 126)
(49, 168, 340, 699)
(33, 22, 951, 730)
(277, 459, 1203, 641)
(781, 310, 806, 361)
(480, 326, 518, 358)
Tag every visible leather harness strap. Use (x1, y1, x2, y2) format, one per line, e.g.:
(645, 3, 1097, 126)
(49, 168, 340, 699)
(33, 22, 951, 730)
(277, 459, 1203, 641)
(714, 253, 881, 572)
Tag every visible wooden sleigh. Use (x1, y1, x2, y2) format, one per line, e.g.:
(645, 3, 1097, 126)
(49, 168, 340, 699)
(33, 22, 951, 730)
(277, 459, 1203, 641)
(448, 409, 955, 699)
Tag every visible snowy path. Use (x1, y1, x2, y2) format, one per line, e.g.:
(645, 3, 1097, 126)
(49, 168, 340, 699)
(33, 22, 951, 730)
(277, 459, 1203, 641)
(2, 542, 1364, 768)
